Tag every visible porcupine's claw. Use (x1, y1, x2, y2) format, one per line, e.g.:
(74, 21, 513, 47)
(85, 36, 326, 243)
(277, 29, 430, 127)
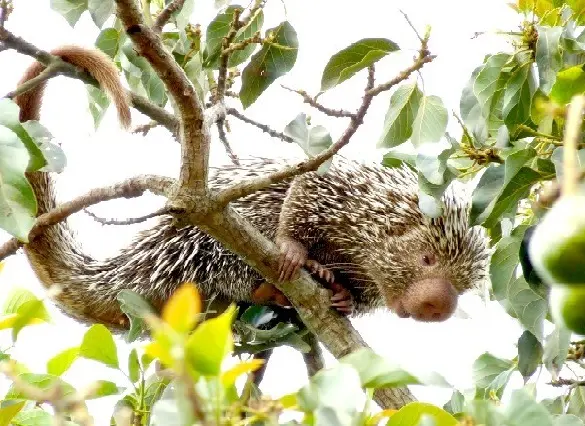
(278, 238, 308, 282)
(306, 259, 354, 316)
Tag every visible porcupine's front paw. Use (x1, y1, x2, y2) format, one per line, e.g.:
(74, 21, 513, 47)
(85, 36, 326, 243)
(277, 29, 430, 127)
(278, 237, 308, 282)
(305, 259, 354, 316)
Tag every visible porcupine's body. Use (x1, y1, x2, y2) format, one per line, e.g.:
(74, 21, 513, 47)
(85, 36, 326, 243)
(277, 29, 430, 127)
(16, 46, 491, 331)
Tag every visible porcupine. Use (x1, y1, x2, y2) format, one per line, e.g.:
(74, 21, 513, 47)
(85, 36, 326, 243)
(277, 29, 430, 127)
(15, 46, 491, 334)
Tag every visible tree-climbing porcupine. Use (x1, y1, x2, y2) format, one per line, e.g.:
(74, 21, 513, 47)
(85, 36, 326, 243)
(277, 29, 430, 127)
(14, 46, 492, 330)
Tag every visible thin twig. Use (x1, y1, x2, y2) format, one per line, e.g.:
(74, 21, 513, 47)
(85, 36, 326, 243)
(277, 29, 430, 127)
(366, 39, 434, 97)
(0, 0, 12, 28)
(227, 107, 294, 143)
(0, 175, 174, 261)
(548, 377, 585, 387)
(5, 62, 68, 99)
(215, 8, 243, 103)
(399, 10, 424, 43)
(281, 85, 356, 118)
(217, 119, 240, 165)
(84, 206, 171, 225)
(153, 0, 186, 32)
(132, 121, 161, 136)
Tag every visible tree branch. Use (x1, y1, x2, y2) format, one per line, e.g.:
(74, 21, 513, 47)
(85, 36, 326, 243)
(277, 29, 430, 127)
(281, 85, 356, 118)
(153, 0, 186, 32)
(217, 119, 240, 165)
(0, 175, 174, 261)
(84, 206, 171, 226)
(226, 107, 294, 143)
(115, 0, 209, 194)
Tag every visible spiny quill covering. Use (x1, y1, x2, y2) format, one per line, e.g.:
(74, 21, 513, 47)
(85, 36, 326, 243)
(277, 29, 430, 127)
(24, 155, 490, 329)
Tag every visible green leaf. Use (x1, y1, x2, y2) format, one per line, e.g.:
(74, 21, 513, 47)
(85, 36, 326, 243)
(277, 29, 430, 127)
(87, 85, 111, 129)
(549, 64, 585, 105)
(377, 82, 423, 148)
(470, 164, 505, 226)
(117, 289, 156, 343)
(543, 324, 571, 376)
(228, 10, 264, 67)
(554, 415, 585, 426)
(174, 0, 194, 29)
(239, 21, 298, 108)
(411, 95, 448, 146)
(50, 0, 88, 27)
(482, 166, 542, 229)
(503, 388, 553, 425)
(340, 348, 450, 389)
(283, 113, 333, 174)
(88, 0, 113, 28)
(10, 299, 51, 342)
(517, 330, 543, 380)
(204, 6, 243, 65)
(502, 62, 534, 126)
(121, 40, 167, 107)
(443, 390, 465, 415)
(239, 305, 277, 327)
(320, 38, 399, 91)
(535, 26, 564, 94)
(297, 363, 363, 423)
(80, 324, 119, 368)
(0, 400, 25, 426)
(4, 373, 75, 400)
(472, 353, 515, 399)
(567, 386, 585, 418)
(89, 380, 124, 399)
(460, 53, 512, 143)
(2, 289, 38, 314)
(416, 139, 456, 186)
(19, 122, 65, 174)
(47, 346, 80, 376)
(387, 402, 457, 426)
(128, 348, 140, 384)
(0, 99, 47, 172)
(95, 28, 120, 58)
(186, 305, 236, 376)
(184, 53, 210, 105)
(0, 125, 38, 241)
(472, 148, 541, 228)
(542, 397, 565, 415)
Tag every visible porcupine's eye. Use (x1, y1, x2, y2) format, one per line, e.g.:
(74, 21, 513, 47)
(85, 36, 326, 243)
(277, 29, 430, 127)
(421, 253, 436, 267)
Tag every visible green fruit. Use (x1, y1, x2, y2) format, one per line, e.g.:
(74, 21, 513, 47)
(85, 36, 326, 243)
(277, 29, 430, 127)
(549, 285, 585, 335)
(528, 195, 585, 286)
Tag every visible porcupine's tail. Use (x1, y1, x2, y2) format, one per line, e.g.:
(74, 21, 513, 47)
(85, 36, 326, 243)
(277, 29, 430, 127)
(15, 45, 133, 328)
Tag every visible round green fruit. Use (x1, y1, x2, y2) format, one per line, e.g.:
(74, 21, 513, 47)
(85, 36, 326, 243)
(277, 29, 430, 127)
(549, 285, 585, 336)
(528, 195, 585, 286)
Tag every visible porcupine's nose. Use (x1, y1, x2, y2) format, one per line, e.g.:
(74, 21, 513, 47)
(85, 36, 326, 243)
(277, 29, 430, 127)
(409, 278, 458, 322)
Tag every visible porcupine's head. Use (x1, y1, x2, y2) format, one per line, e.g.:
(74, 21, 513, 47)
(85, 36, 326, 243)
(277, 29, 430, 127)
(343, 163, 491, 323)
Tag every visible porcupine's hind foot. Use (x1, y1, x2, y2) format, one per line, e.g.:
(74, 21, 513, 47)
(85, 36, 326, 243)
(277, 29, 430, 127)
(305, 260, 353, 316)
(275, 237, 354, 315)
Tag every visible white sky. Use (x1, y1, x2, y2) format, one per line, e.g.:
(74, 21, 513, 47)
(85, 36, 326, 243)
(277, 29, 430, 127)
(0, 0, 571, 424)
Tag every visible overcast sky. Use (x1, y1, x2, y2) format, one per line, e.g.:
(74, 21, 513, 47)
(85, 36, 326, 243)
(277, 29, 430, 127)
(0, 0, 567, 423)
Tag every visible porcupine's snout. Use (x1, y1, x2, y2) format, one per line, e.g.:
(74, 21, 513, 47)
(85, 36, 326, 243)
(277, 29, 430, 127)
(389, 277, 458, 322)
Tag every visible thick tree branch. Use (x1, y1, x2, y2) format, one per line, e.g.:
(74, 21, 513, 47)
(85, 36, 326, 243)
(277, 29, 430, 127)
(0, 175, 174, 260)
(153, 0, 186, 32)
(0, 28, 179, 136)
(115, 0, 208, 194)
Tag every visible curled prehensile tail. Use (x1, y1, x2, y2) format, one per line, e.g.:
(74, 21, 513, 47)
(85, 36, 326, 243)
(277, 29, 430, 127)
(16, 45, 133, 328)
